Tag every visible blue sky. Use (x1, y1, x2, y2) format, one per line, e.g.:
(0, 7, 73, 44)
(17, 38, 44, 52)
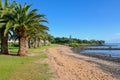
(14, 0, 120, 43)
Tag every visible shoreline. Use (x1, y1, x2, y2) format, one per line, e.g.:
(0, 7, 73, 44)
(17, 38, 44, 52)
(79, 53, 120, 63)
(72, 47, 120, 63)
(45, 46, 120, 80)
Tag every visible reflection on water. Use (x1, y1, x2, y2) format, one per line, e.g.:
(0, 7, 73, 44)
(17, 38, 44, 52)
(74, 43, 120, 58)
(81, 50, 120, 58)
(86, 43, 120, 48)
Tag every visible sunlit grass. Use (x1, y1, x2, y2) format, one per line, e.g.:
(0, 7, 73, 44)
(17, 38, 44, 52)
(9, 47, 18, 54)
(0, 44, 58, 80)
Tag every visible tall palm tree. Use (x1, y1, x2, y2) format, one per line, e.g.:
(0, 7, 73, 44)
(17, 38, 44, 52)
(0, 0, 16, 54)
(28, 24, 49, 48)
(47, 34, 54, 44)
(6, 3, 48, 56)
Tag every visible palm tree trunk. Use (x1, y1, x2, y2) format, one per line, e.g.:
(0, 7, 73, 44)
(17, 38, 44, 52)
(32, 41, 35, 48)
(26, 38, 28, 52)
(43, 39, 46, 46)
(28, 39, 31, 48)
(1, 29, 9, 54)
(32, 39, 36, 48)
(18, 33, 27, 56)
(38, 39, 41, 47)
(33, 38, 38, 48)
(35, 38, 37, 48)
(0, 29, 1, 50)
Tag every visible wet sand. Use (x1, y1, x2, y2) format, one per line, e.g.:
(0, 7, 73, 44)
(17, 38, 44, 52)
(45, 46, 120, 80)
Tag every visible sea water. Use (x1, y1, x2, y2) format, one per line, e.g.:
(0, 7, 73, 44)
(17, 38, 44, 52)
(80, 43, 120, 58)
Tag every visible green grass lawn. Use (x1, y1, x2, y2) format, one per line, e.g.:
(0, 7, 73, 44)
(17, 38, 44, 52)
(0, 44, 58, 80)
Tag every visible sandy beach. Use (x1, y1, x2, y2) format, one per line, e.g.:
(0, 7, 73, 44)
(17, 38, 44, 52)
(45, 46, 120, 80)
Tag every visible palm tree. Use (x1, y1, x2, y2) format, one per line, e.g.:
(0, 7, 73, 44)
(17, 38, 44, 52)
(6, 3, 48, 56)
(0, 0, 16, 54)
(28, 25, 49, 48)
(47, 34, 54, 45)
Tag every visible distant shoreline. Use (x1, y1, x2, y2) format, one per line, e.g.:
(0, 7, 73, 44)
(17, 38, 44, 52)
(79, 52, 120, 63)
(82, 47, 120, 50)
(71, 47, 120, 63)
(71, 44, 120, 63)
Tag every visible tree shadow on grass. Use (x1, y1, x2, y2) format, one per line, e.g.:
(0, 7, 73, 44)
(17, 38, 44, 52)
(9, 54, 18, 56)
(0, 53, 18, 56)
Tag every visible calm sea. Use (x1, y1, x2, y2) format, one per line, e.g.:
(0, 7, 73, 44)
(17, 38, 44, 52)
(80, 43, 120, 58)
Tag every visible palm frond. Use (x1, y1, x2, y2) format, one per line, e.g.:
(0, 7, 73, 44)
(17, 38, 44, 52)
(0, 0, 2, 8)
(4, 20, 12, 36)
(5, 0, 8, 8)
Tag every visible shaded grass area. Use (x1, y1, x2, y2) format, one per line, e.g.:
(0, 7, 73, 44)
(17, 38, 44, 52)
(0, 44, 58, 80)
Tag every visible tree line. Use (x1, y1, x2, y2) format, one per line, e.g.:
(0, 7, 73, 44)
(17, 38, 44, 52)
(53, 37, 105, 47)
